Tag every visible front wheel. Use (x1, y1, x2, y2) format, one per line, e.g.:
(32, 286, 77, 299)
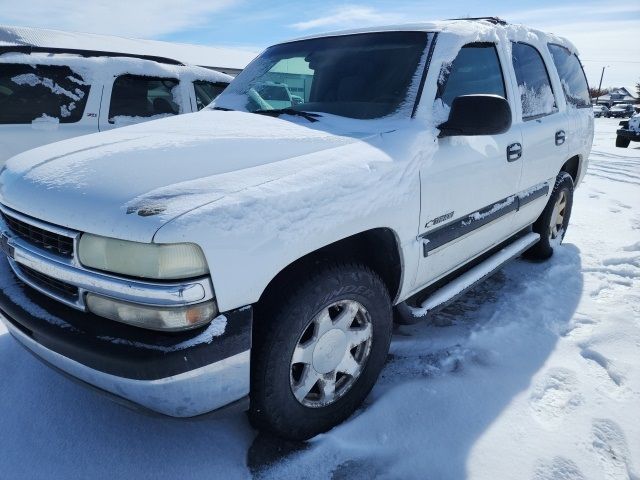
(616, 136, 630, 148)
(525, 172, 574, 260)
(249, 263, 392, 440)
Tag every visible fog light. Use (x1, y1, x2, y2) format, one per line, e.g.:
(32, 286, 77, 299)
(86, 293, 217, 331)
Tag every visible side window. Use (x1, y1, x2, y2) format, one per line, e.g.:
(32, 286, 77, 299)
(0, 63, 90, 124)
(547, 44, 590, 108)
(511, 42, 557, 119)
(437, 43, 506, 107)
(109, 75, 179, 123)
(193, 80, 228, 110)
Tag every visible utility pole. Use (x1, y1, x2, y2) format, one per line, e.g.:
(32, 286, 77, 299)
(595, 66, 606, 105)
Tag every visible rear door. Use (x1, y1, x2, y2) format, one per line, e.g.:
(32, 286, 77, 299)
(0, 62, 99, 164)
(414, 42, 523, 288)
(99, 74, 181, 131)
(546, 43, 593, 186)
(509, 42, 569, 230)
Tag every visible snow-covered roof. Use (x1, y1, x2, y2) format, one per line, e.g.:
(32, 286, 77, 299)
(290, 18, 577, 54)
(0, 25, 259, 74)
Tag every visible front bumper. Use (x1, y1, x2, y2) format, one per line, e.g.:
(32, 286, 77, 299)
(0, 260, 252, 417)
(616, 128, 640, 141)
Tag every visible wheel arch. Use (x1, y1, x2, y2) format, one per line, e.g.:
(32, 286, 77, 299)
(561, 155, 581, 183)
(256, 228, 404, 315)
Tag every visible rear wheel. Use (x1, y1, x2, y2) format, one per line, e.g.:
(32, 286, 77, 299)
(525, 172, 574, 260)
(249, 263, 392, 440)
(616, 136, 630, 148)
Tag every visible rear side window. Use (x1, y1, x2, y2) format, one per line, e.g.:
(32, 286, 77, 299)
(109, 75, 179, 123)
(547, 44, 590, 108)
(0, 63, 90, 124)
(511, 42, 557, 119)
(437, 43, 506, 107)
(193, 80, 228, 110)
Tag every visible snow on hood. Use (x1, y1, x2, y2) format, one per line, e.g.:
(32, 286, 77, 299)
(0, 110, 384, 242)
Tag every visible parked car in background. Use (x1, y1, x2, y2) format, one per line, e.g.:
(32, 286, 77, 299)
(592, 104, 609, 118)
(0, 18, 593, 440)
(254, 81, 294, 109)
(0, 47, 232, 165)
(608, 103, 635, 118)
(616, 113, 640, 148)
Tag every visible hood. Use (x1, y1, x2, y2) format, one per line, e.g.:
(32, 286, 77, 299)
(0, 110, 374, 242)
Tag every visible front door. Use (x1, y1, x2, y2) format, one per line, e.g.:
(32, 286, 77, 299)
(414, 42, 523, 289)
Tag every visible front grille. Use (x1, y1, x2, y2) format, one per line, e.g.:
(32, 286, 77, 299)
(18, 264, 80, 302)
(1, 211, 74, 258)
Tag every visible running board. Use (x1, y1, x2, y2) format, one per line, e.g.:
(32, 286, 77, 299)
(404, 232, 540, 319)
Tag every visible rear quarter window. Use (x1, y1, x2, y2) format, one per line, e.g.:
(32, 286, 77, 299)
(0, 63, 90, 124)
(511, 42, 557, 119)
(547, 44, 591, 108)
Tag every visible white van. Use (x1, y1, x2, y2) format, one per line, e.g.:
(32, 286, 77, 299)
(0, 47, 232, 164)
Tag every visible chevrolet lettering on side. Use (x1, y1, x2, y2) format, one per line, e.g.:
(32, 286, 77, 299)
(0, 18, 593, 440)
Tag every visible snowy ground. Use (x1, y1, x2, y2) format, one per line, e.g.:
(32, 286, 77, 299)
(0, 118, 638, 479)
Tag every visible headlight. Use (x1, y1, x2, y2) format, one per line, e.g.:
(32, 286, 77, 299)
(86, 293, 217, 331)
(78, 234, 209, 280)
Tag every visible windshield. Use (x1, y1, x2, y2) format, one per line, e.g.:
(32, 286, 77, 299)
(214, 31, 429, 120)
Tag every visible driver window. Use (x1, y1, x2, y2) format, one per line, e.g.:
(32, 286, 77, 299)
(437, 43, 506, 107)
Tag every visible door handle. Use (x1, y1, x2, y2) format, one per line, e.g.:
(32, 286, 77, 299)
(507, 142, 522, 162)
(555, 130, 566, 146)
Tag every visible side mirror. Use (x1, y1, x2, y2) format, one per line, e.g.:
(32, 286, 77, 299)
(438, 94, 511, 137)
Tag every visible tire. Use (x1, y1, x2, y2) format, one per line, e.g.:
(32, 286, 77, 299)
(525, 172, 574, 261)
(616, 136, 630, 148)
(249, 263, 393, 440)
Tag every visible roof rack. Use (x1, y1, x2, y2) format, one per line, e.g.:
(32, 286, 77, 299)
(447, 17, 508, 25)
(0, 45, 185, 66)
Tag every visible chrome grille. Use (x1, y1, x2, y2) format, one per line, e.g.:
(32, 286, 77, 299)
(1, 211, 74, 258)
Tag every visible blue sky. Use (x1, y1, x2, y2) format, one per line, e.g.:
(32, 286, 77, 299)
(1, 0, 638, 88)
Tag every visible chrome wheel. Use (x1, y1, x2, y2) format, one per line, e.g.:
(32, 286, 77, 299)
(549, 190, 567, 240)
(289, 300, 373, 408)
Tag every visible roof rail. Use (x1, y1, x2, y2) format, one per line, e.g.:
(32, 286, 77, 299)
(0, 45, 185, 66)
(447, 17, 508, 25)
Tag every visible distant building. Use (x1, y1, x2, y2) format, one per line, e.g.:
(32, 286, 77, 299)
(0, 25, 259, 76)
(593, 87, 638, 107)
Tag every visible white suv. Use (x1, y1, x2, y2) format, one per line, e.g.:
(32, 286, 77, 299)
(0, 19, 594, 440)
(0, 47, 232, 165)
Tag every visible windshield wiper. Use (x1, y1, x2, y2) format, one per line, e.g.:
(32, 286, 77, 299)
(213, 106, 234, 111)
(253, 108, 321, 123)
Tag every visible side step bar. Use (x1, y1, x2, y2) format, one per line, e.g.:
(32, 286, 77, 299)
(400, 232, 540, 321)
